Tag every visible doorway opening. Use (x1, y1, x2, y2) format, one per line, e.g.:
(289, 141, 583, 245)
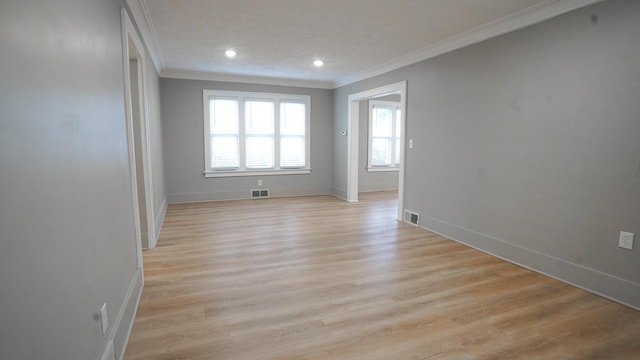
(122, 9, 157, 266)
(347, 81, 407, 221)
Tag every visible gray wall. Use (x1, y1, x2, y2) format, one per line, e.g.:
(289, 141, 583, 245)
(145, 55, 168, 241)
(358, 98, 399, 192)
(0, 0, 164, 359)
(161, 78, 334, 203)
(334, 0, 640, 308)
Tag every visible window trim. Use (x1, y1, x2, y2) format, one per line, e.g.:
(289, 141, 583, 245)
(367, 99, 401, 172)
(203, 89, 311, 178)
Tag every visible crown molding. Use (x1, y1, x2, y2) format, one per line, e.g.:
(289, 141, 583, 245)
(334, 0, 604, 88)
(160, 70, 335, 89)
(127, 0, 603, 89)
(126, 0, 164, 73)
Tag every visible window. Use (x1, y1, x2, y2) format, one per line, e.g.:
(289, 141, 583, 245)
(368, 100, 401, 171)
(204, 90, 311, 177)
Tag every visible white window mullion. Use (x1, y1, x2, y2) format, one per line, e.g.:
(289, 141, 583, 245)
(394, 106, 401, 167)
(203, 95, 212, 171)
(274, 98, 281, 170)
(305, 98, 311, 168)
(390, 105, 397, 168)
(238, 96, 246, 171)
(368, 104, 374, 168)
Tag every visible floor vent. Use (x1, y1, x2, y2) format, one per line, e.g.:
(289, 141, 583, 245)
(251, 189, 270, 199)
(404, 210, 419, 226)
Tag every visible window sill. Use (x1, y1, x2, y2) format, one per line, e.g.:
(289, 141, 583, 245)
(204, 168, 311, 178)
(367, 167, 400, 173)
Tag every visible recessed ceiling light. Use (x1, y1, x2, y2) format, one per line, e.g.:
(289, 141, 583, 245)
(225, 49, 236, 58)
(313, 59, 324, 67)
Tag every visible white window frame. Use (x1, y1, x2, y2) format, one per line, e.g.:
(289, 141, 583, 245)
(203, 89, 311, 177)
(367, 100, 401, 172)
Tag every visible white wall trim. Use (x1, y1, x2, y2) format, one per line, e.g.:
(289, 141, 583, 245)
(123, 7, 158, 250)
(347, 81, 407, 221)
(331, 186, 347, 201)
(367, 167, 400, 172)
(359, 184, 399, 193)
(162, 69, 334, 89)
(204, 169, 312, 178)
(154, 197, 167, 245)
(125, 0, 162, 73)
(334, 0, 604, 88)
(168, 187, 332, 204)
(112, 268, 144, 360)
(415, 214, 640, 311)
(100, 339, 115, 360)
(139, 58, 157, 249)
(121, 7, 144, 271)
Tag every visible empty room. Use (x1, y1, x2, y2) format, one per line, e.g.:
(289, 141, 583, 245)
(1, 0, 639, 359)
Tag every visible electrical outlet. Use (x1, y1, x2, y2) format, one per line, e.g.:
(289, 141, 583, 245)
(100, 303, 108, 335)
(258, 179, 262, 186)
(619, 231, 634, 250)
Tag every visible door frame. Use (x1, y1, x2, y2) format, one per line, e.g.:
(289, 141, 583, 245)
(347, 81, 407, 220)
(121, 8, 156, 266)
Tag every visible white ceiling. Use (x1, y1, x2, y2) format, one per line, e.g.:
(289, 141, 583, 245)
(128, 0, 601, 88)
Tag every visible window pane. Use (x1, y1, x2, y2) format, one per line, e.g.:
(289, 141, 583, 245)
(245, 100, 274, 135)
(395, 108, 401, 166)
(372, 138, 391, 166)
(209, 98, 239, 169)
(280, 101, 306, 168)
(395, 109, 401, 137)
(210, 98, 239, 134)
(210, 135, 239, 168)
(281, 136, 305, 167)
(372, 107, 392, 137)
(281, 102, 305, 135)
(246, 136, 274, 168)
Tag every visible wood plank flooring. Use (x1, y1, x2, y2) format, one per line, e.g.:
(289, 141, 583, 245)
(125, 191, 640, 359)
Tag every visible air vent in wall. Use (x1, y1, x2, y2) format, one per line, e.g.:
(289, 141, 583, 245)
(404, 210, 419, 226)
(251, 189, 270, 199)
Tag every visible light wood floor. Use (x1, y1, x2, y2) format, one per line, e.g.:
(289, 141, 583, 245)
(126, 191, 640, 359)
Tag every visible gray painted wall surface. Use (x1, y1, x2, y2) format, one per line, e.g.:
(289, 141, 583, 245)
(145, 55, 168, 240)
(161, 78, 334, 203)
(0, 0, 147, 359)
(358, 100, 399, 192)
(334, 0, 640, 308)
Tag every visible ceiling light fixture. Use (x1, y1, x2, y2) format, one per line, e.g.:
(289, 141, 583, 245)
(225, 49, 236, 58)
(313, 59, 324, 67)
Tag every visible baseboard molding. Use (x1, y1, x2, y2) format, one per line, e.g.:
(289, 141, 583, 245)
(416, 214, 640, 311)
(154, 197, 167, 242)
(110, 268, 143, 360)
(358, 184, 399, 193)
(331, 186, 347, 201)
(100, 339, 115, 360)
(168, 187, 331, 204)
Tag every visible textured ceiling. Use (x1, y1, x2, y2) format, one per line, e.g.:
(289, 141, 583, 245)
(132, 0, 600, 88)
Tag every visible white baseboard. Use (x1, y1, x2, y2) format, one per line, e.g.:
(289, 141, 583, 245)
(154, 197, 167, 244)
(168, 187, 332, 204)
(414, 214, 640, 311)
(331, 186, 347, 201)
(358, 184, 399, 193)
(109, 268, 143, 360)
(100, 339, 115, 360)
